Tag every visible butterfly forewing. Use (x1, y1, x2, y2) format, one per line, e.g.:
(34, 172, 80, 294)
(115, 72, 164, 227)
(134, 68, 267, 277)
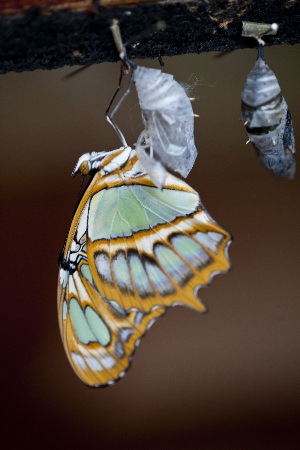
(58, 147, 231, 386)
(87, 174, 230, 313)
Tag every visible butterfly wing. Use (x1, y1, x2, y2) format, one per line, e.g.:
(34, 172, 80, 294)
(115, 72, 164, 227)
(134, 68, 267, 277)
(58, 215, 165, 387)
(87, 170, 231, 314)
(58, 148, 231, 386)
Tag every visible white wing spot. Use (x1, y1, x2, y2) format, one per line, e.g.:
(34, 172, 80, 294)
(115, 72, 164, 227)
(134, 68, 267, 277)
(102, 355, 116, 369)
(85, 356, 103, 372)
(71, 352, 86, 370)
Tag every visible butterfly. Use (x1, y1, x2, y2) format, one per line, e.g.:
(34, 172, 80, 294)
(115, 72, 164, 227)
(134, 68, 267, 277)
(59, 23, 232, 386)
(58, 145, 232, 387)
(241, 24, 296, 179)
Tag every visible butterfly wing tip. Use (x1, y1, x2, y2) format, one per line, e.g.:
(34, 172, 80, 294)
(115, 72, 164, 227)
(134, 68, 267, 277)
(197, 299, 208, 314)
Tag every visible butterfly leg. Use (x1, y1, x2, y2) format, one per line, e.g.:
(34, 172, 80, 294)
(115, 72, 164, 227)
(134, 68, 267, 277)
(106, 19, 136, 148)
(105, 64, 134, 148)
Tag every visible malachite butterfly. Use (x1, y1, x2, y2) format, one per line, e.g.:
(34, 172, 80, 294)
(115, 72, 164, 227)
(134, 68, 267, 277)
(58, 60, 232, 387)
(58, 145, 232, 387)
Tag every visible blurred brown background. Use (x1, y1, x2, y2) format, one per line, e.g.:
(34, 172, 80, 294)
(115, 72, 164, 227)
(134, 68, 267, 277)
(1, 45, 300, 449)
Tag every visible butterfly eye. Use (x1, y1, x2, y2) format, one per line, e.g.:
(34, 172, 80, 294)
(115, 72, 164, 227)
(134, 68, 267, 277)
(79, 160, 90, 176)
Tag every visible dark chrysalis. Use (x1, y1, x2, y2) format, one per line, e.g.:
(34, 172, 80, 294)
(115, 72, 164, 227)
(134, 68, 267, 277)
(241, 24, 296, 179)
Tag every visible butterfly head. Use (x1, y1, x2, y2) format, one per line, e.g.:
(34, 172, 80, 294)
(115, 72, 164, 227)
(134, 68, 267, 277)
(71, 147, 133, 178)
(72, 152, 102, 177)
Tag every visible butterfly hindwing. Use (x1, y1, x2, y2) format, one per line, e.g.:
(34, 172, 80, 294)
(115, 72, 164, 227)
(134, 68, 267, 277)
(58, 243, 165, 387)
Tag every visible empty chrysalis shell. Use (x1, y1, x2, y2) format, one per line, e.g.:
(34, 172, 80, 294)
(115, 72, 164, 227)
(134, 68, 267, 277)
(241, 48, 296, 179)
(133, 66, 198, 188)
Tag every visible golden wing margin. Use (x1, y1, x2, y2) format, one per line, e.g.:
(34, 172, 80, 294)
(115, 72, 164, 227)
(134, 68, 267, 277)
(57, 268, 166, 388)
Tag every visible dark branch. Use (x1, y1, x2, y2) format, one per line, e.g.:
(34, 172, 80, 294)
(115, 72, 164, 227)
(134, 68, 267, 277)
(0, 0, 299, 73)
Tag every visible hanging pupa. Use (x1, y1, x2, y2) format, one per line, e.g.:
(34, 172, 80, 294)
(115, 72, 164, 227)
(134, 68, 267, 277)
(241, 23, 296, 179)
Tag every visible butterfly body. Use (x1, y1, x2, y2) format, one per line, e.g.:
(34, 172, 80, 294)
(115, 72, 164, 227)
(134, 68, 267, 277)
(58, 146, 231, 387)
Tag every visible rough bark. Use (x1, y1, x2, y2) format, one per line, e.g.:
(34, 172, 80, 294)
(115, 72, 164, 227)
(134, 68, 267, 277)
(0, 0, 299, 73)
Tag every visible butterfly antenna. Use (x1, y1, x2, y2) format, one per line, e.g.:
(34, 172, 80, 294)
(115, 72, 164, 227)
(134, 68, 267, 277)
(106, 19, 136, 147)
(62, 64, 93, 80)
